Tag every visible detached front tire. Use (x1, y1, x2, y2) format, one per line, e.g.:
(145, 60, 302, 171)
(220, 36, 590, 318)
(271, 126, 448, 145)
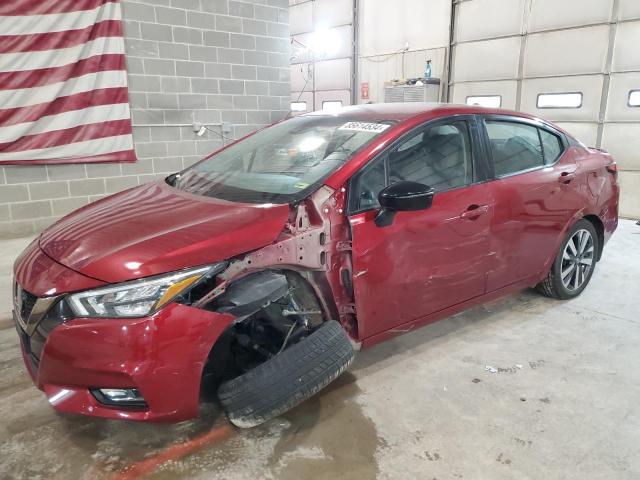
(536, 219, 599, 299)
(218, 320, 355, 428)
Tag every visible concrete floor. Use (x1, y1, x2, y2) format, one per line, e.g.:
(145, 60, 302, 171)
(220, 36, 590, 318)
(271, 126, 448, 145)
(1, 219, 639, 480)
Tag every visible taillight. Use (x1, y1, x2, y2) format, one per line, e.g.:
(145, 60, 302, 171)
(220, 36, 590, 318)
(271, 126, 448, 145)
(606, 162, 618, 175)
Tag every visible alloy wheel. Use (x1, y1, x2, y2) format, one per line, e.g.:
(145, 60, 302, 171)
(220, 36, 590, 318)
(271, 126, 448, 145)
(561, 229, 594, 291)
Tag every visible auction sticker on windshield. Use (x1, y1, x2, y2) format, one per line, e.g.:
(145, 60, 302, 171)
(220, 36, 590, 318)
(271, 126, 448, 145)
(338, 122, 391, 133)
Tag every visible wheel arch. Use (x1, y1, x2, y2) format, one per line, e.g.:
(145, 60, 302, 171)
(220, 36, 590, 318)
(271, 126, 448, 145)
(198, 267, 334, 394)
(539, 211, 604, 284)
(582, 214, 605, 261)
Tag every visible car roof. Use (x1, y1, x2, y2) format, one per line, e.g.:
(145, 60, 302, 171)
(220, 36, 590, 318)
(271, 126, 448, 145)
(303, 102, 538, 123)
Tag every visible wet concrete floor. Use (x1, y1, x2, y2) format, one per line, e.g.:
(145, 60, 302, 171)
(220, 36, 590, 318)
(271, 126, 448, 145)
(1, 219, 639, 479)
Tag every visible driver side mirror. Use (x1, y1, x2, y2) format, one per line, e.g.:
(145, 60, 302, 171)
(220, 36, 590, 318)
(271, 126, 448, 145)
(374, 181, 435, 227)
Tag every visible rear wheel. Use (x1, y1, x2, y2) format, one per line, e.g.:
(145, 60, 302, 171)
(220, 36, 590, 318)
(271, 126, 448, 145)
(536, 219, 598, 299)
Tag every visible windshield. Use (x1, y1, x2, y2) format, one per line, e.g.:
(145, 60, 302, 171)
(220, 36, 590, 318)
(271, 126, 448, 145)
(170, 115, 395, 203)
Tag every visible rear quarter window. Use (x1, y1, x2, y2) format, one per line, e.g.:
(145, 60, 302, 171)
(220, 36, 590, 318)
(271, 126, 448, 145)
(539, 129, 563, 164)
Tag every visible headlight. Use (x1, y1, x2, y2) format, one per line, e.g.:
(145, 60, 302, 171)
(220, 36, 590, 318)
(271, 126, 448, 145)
(68, 264, 224, 318)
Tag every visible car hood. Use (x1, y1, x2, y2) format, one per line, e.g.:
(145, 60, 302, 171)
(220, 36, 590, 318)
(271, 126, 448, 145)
(39, 181, 290, 283)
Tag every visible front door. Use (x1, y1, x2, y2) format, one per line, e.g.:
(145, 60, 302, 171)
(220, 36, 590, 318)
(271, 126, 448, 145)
(348, 117, 494, 339)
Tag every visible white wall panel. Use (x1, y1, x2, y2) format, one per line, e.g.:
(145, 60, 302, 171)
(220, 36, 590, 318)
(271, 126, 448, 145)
(612, 21, 640, 72)
(290, 0, 353, 109)
(554, 122, 599, 147)
(290, 64, 306, 92)
(606, 72, 640, 121)
(451, 80, 519, 109)
(524, 26, 609, 78)
(315, 58, 351, 90)
(456, 0, 524, 43)
(359, 0, 450, 56)
(315, 0, 352, 28)
(401, 48, 446, 80)
(520, 75, 604, 121)
(618, 172, 640, 218)
(601, 123, 640, 170)
(358, 48, 445, 103)
(453, 37, 521, 82)
(291, 32, 313, 63)
(528, 0, 612, 32)
(290, 2, 313, 35)
(618, 0, 640, 21)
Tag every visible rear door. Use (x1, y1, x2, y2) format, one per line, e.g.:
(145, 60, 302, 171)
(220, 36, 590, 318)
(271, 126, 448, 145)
(348, 116, 495, 339)
(480, 115, 584, 291)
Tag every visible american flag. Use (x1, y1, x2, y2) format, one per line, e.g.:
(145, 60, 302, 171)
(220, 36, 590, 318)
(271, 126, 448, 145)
(0, 0, 136, 165)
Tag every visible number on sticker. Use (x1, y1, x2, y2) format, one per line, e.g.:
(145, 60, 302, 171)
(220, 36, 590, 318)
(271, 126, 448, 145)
(338, 122, 391, 133)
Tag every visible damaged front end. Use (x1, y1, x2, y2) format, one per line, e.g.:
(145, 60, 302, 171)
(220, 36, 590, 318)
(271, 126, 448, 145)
(173, 185, 359, 390)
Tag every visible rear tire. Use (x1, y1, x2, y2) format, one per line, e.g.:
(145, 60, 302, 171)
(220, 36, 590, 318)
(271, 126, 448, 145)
(217, 320, 355, 428)
(536, 219, 598, 300)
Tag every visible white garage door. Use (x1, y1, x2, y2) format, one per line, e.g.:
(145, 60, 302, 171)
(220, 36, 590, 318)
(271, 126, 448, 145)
(450, 0, 640, 218)
(289, 0, 354, 114)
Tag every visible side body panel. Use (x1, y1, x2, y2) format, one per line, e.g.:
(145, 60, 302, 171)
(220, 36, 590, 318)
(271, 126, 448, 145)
(485, 146, 588, 291)
(350, 182, 494, 339)
(579, 147, 620, 247)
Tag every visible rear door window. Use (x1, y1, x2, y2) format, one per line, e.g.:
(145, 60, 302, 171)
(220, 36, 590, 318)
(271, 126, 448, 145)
(485, 120, 544, 176)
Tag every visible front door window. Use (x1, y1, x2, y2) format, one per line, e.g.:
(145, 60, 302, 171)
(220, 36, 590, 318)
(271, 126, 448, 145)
(349, 120, 474, 212)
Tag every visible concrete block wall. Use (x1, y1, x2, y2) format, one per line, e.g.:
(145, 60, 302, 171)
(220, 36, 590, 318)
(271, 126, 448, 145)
(0, 0, 291, 238)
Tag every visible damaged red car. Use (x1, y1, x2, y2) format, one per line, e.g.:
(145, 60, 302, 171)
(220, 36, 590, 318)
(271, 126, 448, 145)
(13, 103, 619, 427)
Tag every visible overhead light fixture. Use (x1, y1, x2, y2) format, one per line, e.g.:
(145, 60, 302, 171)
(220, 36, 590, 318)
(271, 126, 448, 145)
(310, 25, 341, 57)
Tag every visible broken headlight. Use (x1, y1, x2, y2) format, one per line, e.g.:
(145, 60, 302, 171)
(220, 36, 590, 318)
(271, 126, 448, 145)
(67, 264, 225, 318)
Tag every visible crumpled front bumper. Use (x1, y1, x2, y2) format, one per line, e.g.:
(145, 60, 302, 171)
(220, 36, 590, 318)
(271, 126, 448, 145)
(14, 241, 235, 422)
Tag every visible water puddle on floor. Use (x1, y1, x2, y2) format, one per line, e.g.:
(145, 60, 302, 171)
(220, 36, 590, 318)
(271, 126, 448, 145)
(144, 374, 382, 480)
(0, 330, 382, 480)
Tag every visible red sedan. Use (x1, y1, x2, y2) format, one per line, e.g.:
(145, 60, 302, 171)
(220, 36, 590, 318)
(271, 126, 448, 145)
(13, 103, 619, 426)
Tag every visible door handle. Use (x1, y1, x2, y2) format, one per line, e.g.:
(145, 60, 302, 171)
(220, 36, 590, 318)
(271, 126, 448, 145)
(559, 171, 576, 184)
(460, 204, 489, 220)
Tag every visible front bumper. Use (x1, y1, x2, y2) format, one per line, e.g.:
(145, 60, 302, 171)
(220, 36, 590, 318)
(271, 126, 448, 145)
(14, 243, 235, 422)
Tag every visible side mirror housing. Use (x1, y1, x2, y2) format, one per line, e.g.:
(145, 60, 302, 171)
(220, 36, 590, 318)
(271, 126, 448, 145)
(375, 181, 434, 227)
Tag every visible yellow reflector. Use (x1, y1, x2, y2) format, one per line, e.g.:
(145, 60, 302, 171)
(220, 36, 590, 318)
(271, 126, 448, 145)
(155, 274, 203, 309)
